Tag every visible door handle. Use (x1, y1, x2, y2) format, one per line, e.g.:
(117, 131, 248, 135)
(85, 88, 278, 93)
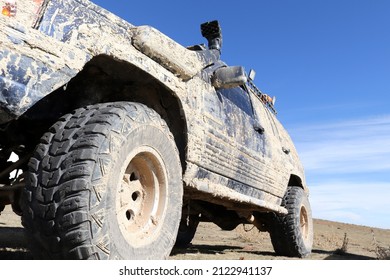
(253, 120, 264, 134)
(254, 124, 264, 134)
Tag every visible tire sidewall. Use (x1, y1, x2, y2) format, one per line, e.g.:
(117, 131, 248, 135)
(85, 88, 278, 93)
(104, 122, 182, 259)
(294, 188, 314, 256)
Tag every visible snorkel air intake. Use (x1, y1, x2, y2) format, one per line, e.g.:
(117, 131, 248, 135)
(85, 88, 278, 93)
(201, 20, 223, 53)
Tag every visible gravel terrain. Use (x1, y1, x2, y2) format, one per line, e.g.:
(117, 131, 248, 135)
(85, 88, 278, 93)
(1, 205, 389, 260)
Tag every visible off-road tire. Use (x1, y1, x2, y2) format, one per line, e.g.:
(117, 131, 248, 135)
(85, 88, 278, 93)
(174, 214, 200, 247)
(269, 186, 313, 258)
(22, 102, 183, 259)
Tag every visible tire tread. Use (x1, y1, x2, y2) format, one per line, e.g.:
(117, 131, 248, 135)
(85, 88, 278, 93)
(23, 102, 176, 259)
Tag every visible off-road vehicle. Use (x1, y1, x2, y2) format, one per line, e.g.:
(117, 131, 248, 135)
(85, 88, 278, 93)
(0, 0, 313, 259)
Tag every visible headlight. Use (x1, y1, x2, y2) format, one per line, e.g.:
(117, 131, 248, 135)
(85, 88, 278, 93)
(1, 0, 46, 27)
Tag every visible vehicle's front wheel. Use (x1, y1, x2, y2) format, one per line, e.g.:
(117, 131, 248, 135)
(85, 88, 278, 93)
(268, 186, 313, 257)
(23, 102, 183, 259)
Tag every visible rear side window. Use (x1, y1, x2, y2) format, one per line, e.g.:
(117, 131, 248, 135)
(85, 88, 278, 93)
(217, 87, 253, 116)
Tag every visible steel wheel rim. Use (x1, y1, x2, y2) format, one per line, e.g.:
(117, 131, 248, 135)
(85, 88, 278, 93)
(116, 146, 168, 247)
(300, 205, 309, 241)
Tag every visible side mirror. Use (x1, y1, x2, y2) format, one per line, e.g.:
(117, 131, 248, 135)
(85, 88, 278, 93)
(211, 66, 247, 89)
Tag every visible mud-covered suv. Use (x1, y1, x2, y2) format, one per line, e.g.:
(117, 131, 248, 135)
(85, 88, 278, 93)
(0, 0, 313, 259)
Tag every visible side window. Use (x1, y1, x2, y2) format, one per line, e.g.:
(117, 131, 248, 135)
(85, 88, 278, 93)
(217, 87, 253, 116)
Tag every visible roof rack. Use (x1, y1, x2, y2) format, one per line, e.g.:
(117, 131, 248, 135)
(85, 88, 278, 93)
(246, 78, 277, 115)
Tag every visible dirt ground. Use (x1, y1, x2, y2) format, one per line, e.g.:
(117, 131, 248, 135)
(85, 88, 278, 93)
(0, 205, 389, 260)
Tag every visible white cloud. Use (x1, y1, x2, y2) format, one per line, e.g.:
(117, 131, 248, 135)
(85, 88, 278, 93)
(309, 181, 390, 229)
(290, 114, 390, 174)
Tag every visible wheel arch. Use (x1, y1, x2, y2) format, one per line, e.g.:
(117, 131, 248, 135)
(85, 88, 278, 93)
(287, 174, 309, 193)
(19, 54, 189, 170)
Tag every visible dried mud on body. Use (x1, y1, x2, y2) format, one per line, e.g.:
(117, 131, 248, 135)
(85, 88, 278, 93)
(0, 205, 389, 260)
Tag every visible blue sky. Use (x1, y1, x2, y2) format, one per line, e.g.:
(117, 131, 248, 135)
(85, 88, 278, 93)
(92, 0, 390, 229)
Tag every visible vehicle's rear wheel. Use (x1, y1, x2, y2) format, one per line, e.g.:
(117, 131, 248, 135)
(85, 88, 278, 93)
(268, 186, 313, 257)
(22, 102, 183, 259)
